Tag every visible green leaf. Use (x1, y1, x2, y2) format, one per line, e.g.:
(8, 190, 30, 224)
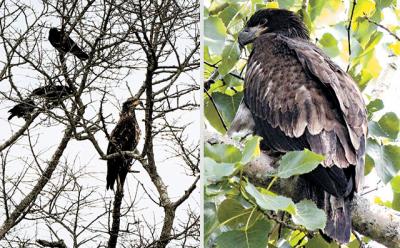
(219, 41, 241, 75)
(347, 238, 363, 248)
(222, 73, 244, 88)
(275, 150, 324, 178)
(306, 234, 334, 248)
(205, 16, 227, 54)
(204, 201, 219, 242)
(204, 95, 227, 133)
(205, 181, 236, 196)
(241, 136, 262, 164)
(288, 230, 306, 247)
(374, 196, 392, 208)
(391, 175, 400, 193)
(368, 121, 389, 138)
(292, 200, 326, 231)
(375, 0, 396, 9)
(364, 154, 374, 175)
(204, 157, 236, 183)
(299, 8, 313, 32)
(216, 218, 272, 248)
(378, 112, 400, 140)
(227, 14, 245, 36)
(389, 41, 400, 55)
(209, 92, 243, 128)
(245, 183, 295, 213)
(204, 45, 221, 65)
(366, 99, 384, 116)
(367, 138, 400, 183)
(319, 33, 340, 57)
(309, 0, 326, 21)
(352, 0, 376, 30)
(278, 0, 295, 9)
(205, 143, 242, 163)
(265, 2, 279, 8)
(208, 1, 229, 15)
(362, 31, 383, 54)
(219, 5, 239, 27)
(217, 198, 261, 229)
(392, 192, 400, 211)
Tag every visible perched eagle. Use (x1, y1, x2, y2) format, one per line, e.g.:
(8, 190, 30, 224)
(49, 28, 89, 60)
(106, 97, 142, 191)
(8, 99, 35, 120)
(235, 9, 367, 243)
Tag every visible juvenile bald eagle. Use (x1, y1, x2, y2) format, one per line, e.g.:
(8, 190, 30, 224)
(49, 28, 89, 60)
(236, 9, 367, 243)
(106, 97, 142, 190)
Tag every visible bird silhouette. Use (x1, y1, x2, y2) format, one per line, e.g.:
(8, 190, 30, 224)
(106, 98, 142, 191)
(8, 99, 35, 120)
(31, 85, 74, 100)
(49, 28, 89, 60)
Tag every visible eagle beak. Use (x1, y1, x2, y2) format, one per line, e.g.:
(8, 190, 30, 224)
(238, 26, 267, 48)
(129, 98, 143, 108)
(138, 101, 144, 108)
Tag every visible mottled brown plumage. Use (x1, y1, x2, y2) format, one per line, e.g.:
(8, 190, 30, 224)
(106, 98, 142, 190)
(238, 9, 367, 243)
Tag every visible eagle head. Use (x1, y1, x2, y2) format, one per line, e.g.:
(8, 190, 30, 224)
(122, 97, 143, 113)
(238, 8, 309, 47)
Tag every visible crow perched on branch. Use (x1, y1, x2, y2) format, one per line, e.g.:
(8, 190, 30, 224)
(7, 85, 74, 120)
(236, 9, 367, 243)
(31, 85, 74, 100)
(49, 28, 89, 60)
(8, 99, 35, 120)
(106, 97, 143, 191)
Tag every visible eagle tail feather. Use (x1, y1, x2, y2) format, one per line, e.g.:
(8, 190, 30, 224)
(304, 178, 352, 244)
(323, 193, 352, 244)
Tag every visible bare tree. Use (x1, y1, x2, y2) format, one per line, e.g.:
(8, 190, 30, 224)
(0, 0, 199, 247)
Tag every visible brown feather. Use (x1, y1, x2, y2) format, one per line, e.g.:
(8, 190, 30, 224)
(244, 33, 367, 191)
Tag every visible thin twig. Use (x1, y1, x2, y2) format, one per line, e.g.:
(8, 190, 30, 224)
(347, 0, 357, 72)
(364, 15, 400, 41)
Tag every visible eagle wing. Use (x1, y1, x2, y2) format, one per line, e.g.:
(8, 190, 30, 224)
(244, 34, 367, 191)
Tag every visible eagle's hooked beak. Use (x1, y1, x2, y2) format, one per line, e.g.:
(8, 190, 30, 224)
(130, 98, 143, 108)
(138, 101, 144, 108)
(238, 26, 267, 48)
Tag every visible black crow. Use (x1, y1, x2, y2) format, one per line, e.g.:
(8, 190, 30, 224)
(31, 85, 74, 100)
(8, 99, 35, 120)
(49, 28, 89, 60)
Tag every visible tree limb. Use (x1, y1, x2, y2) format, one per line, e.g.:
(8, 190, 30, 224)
(107, 186, 124, 248)
(0, 127, 73, 239)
